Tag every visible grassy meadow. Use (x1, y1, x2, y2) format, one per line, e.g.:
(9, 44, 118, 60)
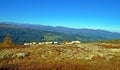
(0, 43, 120, 70)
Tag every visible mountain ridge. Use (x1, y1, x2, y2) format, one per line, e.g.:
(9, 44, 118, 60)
(0, 22, 107, 44)
(0, 22, 120, 44)
(0, 22, 119, 39)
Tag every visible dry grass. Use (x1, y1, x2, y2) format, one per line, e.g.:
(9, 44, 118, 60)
(99, 44, 120, 49)
(0, 44, 120, 70)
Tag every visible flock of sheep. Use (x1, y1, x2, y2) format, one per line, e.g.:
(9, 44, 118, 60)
(24, 41, 81, 46)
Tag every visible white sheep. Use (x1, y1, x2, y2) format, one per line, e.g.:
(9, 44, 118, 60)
(24, 43, 30, 45)
(54, 42, 58, 44)
(71, 41, 81, 44)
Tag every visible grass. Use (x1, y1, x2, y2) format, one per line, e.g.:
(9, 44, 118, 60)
(0, 43, 120, 70)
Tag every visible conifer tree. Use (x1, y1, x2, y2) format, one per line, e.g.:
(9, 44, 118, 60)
(2, 34, 14, 47)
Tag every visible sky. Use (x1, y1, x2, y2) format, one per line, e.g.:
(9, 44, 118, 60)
(0, 0, 120, 32)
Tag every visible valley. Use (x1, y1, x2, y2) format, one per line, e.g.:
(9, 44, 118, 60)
(0, 22, 120, 70)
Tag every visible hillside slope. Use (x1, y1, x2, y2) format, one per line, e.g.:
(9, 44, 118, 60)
(0, 23, 106, 44)
(0, 22, 119, 44)
(1, 22, 119, 39)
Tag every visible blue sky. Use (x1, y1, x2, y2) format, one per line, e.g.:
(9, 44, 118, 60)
(0, 0, 120, 32)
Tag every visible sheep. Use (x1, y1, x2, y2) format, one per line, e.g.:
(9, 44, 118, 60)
(32, 42, 37, 45)
(53, 42, 58, 45)
(71, 41, 81, 44)
(45, 42, 53, 44)
(24, 43, 30, 46)
(38, 42, 42, 45)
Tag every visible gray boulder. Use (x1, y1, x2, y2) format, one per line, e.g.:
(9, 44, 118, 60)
(12, 52, 29, 58)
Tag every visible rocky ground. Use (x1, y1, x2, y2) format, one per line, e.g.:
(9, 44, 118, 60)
(0, 43, 120, 70)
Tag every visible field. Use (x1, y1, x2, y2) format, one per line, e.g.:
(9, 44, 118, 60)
(0, 43, 120, 70)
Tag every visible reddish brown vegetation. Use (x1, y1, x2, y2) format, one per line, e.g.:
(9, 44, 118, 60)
(96, 44, 120, 49)
(0, 45, 28, 49)
(1, 58, 120, 70)
(92, 55, 101, 60)
(0, 43, 120, 70)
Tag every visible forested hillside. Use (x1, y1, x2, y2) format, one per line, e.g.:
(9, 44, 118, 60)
(2, 22, 119, 39)
(0, 23, 106, 44)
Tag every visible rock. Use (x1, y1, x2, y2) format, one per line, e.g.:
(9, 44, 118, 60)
(109, 49, 120, 53)
(0, 54, 11, 59)
(12, 52, 29, 58)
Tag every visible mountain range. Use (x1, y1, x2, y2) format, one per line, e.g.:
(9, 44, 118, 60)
(0, 22, 120, 44)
